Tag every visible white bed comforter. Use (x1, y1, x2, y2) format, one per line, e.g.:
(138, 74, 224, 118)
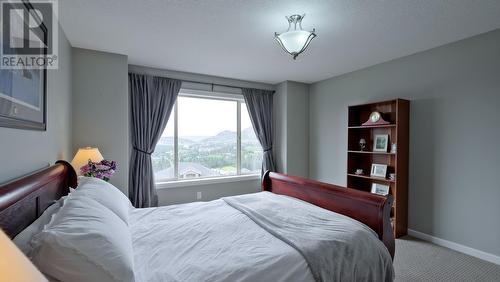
(129, 192, 394, 282)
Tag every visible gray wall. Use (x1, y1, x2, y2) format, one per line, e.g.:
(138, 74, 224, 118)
(309, 29, 500, 256)
(0, 26, 73, 184)
(285, 81, 309, 177)
(157, 179, 261, 205)
(72, 48, 129, 194)
(273, 81, 309, 177)
(273, 82, 287, 173)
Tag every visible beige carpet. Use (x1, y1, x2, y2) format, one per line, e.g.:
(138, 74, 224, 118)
(394, 236, 500, 281)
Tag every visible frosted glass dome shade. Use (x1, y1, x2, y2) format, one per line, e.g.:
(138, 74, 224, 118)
(275, 30, 315, 58)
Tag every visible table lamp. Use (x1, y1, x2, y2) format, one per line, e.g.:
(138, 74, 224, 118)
(70, 147, 103, 175)
(0, 230, 48, 282)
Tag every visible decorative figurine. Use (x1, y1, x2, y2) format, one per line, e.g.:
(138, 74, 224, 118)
(359, 138, 366, 151)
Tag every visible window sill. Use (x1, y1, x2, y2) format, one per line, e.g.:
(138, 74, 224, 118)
(156, 174, 261, 189)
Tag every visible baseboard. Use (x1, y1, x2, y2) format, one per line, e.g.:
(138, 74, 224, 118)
(407, 229, 500, 266)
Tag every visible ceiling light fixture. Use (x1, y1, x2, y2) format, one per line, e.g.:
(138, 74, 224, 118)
(274, 14, 316, 60)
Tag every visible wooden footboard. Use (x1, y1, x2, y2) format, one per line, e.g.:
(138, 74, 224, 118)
(262, 171, 395, 259)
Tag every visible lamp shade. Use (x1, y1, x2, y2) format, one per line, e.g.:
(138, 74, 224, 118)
(71, 147, 104, 175)
(0, 230, 48, 282)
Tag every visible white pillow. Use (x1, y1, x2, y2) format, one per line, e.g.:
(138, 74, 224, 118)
(13, 196, 68, 256)
(31, 196, 135, 282)
(72, 176, 132, 224)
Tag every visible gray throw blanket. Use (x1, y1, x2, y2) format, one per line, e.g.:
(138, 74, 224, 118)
(223, 192, 394, 282)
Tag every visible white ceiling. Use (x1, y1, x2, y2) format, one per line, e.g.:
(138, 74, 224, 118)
(59, 0, 500, 84)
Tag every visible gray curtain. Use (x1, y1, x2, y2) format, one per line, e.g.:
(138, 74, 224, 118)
(129, 73, 181, 208)
(242, 88, 276, 175)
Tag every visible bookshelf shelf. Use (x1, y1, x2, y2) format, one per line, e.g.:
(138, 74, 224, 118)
(348, 124, 396, 129)
(347, 174, 395, 183)
(348, 150, 395, 155)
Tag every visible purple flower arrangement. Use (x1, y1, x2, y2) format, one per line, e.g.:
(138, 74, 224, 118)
(80, 159, 117, 182)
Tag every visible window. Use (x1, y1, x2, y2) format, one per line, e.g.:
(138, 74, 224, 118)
(152, 91, 262, 183)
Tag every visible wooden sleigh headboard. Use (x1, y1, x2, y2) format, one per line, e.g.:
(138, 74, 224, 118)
(0, 161, 77, 238)
(262, 171, 395, 259)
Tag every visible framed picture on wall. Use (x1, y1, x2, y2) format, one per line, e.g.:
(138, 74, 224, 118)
(371, 183, 390, 196)
(373, 134, 389, 152)
(0, 1, 47, 130)
(370, 163, 387, 178)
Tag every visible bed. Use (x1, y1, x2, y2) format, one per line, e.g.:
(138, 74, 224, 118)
(0, 161, 395, 282)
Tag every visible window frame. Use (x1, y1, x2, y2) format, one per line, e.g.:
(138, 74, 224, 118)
(154, 89, 261, 188)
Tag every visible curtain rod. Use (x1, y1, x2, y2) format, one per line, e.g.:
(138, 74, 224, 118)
(181, 79, 275, 93)
(129, 70, 274, 92)
(129, 64, 276, 91)
(180, 79, 244, 91)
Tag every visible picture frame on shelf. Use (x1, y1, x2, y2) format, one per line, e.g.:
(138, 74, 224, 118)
(371, 183, 390, 196)
(373, 134, 389, 152)
(370, 163, 387, 178)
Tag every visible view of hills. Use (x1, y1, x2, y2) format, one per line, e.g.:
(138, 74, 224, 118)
(153, 127, 262, 179)
(158, 127, 257, 145)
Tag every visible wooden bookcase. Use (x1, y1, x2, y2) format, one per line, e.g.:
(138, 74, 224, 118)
(347, 99, 409, 238)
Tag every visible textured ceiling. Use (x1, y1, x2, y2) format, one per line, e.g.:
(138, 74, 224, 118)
(59, 0, 500, 84)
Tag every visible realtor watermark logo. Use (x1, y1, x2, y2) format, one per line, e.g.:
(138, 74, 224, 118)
(1, 0, 58, 69)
